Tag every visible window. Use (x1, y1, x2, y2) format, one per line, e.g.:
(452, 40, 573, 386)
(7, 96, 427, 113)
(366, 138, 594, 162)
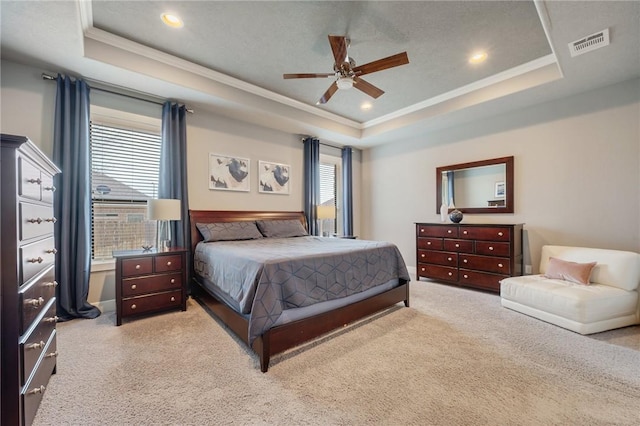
(319, 156, 341, 236)
(90, 120, 161, 260)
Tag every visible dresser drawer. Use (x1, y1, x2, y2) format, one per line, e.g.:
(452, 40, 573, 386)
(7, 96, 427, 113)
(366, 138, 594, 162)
(18, 156, 43, 201)
(458, 270, 506, 291)
(122, 272, 183, 297)
(19, 266, 56, 334)
(154, 254, 182, 272)
(122, 290, 182, 317)
(459, 254, 511, 274)
(417, 264, 458, 281)
(417, 225, 458, 238)
(122, 257, 153, 277)
(475, 241, 510, 257)
(20, 202, 55, 241)
(418, 250, 457, 267)
(417, 237, 443, 250)
(443, 239, 474, 252)
(20, 237, 56, 285)
(459, 226, 511, 241)
(40, 172, 56, 204)
(21, 302, 57, 385)
(22, 331, 57, 426)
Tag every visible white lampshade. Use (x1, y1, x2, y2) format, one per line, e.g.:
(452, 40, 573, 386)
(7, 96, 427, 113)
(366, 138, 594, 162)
(147, 199, 181, 221)
(336, 77, 353, 90)
(317, 205, 336, 220)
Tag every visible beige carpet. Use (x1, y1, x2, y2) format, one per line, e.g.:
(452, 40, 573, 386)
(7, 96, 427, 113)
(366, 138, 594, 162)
(34, 281, 640, 425)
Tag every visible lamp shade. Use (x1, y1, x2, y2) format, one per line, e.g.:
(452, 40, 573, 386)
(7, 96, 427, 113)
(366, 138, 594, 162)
(316, 205, 336, 220)
(147, 199, 181, 221)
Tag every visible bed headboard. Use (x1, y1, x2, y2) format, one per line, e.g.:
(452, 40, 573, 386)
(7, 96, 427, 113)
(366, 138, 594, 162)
(188, 210, 308, 254)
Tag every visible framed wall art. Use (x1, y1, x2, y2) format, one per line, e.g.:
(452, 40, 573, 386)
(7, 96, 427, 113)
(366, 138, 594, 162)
(258, 160, 290, 195)
(209, 153, 250, 192)
(495, 181, 506, 198)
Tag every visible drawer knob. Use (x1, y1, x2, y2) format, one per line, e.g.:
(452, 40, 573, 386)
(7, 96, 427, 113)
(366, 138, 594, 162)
(170, 278, 176, 283)
(420, 229, 424, 233)
(27, 341, 46, 350)
(448, 272, 453, 276)
(131, 284, 137, 290)
(463, 274, 469, 279)
(27, 385, 46, 395)
(45, 351, 59, 358)
(27, 178, 42, 184)
(427, 242, 431, 245)
(489, 246, 494, 251)
(421, 268, 425, 272)
(498, 232, 504, 237)
(447, 257, 452, 261)
(170, 296, 176, 302)
(131, 304, 137, 310)
(27, 217, 43, 224)
(26, 297, 45, 307)
(43, 185, 56, 192)
(45, 280, 58, 287)
(135, 264, 141, 270)
(447, 230, 452, 234)
(420, 254, 425, 258)
(498, 263, 504, 268)
(28, 257, 44, 264)
(455, 244, 460, 248)
(46, 248, 58, 254)
(166, 261, 172, 266)
(45, 217, 57, 223)
(463, 230, 468, 235)
(463, 259, 468, 263)
(44, 316, 59, 323)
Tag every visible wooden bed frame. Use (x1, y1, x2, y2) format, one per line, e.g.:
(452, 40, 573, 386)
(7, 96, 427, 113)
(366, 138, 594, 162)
(189, 210, 410, 372)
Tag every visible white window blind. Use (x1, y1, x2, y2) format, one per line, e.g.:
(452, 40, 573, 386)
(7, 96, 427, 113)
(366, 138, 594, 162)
(90, 122, 161, 260)
(319, 162, 337, 235)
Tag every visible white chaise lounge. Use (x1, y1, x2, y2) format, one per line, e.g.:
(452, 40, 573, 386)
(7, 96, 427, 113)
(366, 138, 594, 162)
(500, 245, 640, 334)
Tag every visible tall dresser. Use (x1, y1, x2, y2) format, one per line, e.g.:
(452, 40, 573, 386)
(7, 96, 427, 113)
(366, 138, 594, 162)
(1, 134, 61, 426)
(416, 223, 523, 292)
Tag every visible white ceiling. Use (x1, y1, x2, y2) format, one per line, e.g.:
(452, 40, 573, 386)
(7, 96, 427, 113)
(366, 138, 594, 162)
(1, 1, 639, 148)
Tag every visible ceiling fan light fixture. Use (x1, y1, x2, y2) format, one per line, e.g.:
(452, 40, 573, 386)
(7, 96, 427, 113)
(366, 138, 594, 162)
(161, 13, 184, 28)
(336, 77, 354, 90)
(469, 51, 487, 64)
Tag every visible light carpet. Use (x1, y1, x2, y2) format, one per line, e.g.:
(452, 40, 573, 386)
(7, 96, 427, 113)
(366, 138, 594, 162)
(33, 281, 640, 425)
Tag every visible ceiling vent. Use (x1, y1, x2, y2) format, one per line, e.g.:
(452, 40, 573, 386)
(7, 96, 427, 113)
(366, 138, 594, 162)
(568, 28, 610, 57)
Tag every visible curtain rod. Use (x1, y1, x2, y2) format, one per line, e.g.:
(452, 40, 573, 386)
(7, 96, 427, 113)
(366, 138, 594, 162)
(299, 136, 345, 150)
(42, 73, 194, 113)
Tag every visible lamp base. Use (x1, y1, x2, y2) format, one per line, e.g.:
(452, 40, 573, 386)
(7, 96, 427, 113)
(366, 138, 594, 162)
(156, 220, 172, 252)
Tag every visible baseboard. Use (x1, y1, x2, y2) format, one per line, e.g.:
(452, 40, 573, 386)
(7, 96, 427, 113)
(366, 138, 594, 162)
(92, 299, 116, 313)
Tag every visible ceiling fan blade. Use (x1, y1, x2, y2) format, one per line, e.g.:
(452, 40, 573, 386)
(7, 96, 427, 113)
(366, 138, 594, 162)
(353, 76, 384, 99)
(328, 35, 348, 65)
(352, 52, 409, 76)
(318, 81, 339, 104)
(283, 73, 334, 79)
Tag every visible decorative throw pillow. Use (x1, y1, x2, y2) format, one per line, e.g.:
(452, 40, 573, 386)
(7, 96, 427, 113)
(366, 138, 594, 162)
(543, 257, 597, 285)
(256, 219, 308, 238)
(196, 221, 263, 242)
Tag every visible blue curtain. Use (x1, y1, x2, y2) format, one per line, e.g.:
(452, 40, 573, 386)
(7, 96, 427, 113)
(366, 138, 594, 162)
(159, 102, 191, 279)
(341, 146, 353, 236)
(53, 75, 100, 320)
(303, 137, 320, 236)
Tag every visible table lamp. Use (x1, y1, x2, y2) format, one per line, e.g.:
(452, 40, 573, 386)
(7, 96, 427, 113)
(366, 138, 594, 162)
(147, 198, 181, 251)
(316, 205, 336, 237)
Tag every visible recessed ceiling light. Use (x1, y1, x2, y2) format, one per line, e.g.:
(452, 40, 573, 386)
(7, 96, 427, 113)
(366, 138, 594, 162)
(361, 102, 372, 110)
(469, 51, 487, 64)
(161, 13, 183, 28)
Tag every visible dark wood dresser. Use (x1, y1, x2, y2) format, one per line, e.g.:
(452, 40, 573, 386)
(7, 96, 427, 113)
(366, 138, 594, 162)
(415, 223, 523, 292)
(113, 248, 187, 325)
(1, 134, 61, 426)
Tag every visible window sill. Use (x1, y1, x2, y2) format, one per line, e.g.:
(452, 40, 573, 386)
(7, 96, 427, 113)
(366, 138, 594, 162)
(92, 259, 115, 272)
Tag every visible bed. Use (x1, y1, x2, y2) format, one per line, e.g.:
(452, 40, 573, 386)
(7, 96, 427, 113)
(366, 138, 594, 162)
(189, 210, 410, 372)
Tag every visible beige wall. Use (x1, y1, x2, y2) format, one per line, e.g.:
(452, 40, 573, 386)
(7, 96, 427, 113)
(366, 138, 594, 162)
(363, 78, 640, 274)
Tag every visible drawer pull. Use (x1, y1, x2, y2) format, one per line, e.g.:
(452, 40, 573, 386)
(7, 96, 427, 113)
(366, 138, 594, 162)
(170, 296, 176, 302)
(498, 263, 504, 268)
(170, 278, 176, 283)
(463, 274, 469, 279)
(44, 217, 57, 223)
(43, 185, 56, 192)
(46, 248, 58, 254)
(135, 264, 141, 270)
(498, 232, 504, 237)
(420, 254, 425, 258)
(44, 316, 59, 323)
(131, 284, 137, 290)
(448, 272, 453, 276)
(455, 244, 460, 248)
(420, 229, 424, 233)
(25, 297, 45, 307)
(45, 351, 59, 358)
(27, 385, 46, 395)
(447, 257, 452, 261)
(166, 261, 172, 266)
(489, 246, 494, 251)
(131, 304, 137, 310)
(27, 178, 42, 185)
(28, 257, 44, 264)
(447, 230, 452, 234)
(421, 268, 425, 272)
(463, 259, 468, 263)
(463, 230, 468, 235)
(45, 280, 59, 288)
(427, 242, 431, 245)
(27, 217, 43, 224)
(27, 341, 46, 350)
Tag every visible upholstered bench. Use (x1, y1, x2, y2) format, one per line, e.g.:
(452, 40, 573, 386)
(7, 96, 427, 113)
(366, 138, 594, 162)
(500, 245, 640, 334)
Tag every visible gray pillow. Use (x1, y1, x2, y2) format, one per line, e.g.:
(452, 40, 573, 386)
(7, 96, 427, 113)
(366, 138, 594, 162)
(196, 221, 263, 242)
(256, 219, 308, 238)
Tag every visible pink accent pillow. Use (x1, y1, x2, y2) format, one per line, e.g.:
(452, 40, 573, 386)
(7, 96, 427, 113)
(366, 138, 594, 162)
(544, 257, 597, 285)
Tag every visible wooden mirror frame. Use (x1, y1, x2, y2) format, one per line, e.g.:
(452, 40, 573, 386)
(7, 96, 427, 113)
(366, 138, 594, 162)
(436, 156, 514, 214)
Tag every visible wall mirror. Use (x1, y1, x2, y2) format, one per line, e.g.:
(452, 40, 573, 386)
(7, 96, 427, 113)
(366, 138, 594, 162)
(436, 156, 514, 214)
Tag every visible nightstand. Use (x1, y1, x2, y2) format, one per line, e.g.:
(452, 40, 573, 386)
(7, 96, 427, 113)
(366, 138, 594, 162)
(113, 248, 188, 326)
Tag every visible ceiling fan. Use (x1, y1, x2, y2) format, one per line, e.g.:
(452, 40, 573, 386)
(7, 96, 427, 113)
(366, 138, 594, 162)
(283, 35, 409, 105)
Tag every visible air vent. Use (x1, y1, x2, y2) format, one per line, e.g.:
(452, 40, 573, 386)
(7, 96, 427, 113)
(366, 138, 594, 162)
(568, 28, 610, 57)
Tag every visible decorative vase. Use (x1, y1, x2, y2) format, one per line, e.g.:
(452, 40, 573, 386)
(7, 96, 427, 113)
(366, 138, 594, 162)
(440, 202, 448, 222)
(449, 209, 463, 223)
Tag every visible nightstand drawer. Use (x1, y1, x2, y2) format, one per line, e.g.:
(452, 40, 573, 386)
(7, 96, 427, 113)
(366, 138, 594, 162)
(122, 290, 182, 317)
(154, 254, 182, 272)
(122, 257, 153, 277)
(122, 272, 183, 297)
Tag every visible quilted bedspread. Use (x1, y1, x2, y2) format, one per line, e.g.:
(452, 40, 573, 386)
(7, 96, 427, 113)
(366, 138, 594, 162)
(194, 236, 410, 344)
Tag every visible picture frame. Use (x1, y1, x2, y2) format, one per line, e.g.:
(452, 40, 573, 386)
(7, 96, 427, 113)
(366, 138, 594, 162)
(495, 181, 506, 198)
(209, 153, 250, 192)
(258, 160, 290, 195)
